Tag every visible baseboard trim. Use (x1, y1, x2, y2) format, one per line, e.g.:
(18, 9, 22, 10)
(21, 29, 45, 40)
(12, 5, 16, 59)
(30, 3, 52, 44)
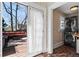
(53, 41, 64, 49)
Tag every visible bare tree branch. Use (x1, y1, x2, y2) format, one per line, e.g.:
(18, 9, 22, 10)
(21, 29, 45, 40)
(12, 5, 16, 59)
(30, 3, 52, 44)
(3, 2, 11, 14)
(3, 2, 17, 18)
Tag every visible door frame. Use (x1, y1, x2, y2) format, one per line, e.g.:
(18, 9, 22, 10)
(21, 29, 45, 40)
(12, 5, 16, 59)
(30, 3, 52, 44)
(47, 2, 67, 54)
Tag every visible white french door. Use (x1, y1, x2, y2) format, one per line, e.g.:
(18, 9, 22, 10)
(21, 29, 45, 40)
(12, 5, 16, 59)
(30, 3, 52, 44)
(27, 7, 44, 56)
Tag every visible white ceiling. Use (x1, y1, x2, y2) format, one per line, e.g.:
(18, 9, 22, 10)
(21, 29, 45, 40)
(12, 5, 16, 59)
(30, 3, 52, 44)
(57, 2, 79, 14)
(34, 2, 54, 7)
(29, 2, 79, 14)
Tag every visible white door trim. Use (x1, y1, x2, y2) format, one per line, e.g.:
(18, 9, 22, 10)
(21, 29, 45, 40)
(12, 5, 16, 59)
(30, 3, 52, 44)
(47, 2, 67, 53)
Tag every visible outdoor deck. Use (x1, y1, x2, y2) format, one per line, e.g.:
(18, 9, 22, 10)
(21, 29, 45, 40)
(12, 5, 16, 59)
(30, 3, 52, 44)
(3, 39, 27, 57)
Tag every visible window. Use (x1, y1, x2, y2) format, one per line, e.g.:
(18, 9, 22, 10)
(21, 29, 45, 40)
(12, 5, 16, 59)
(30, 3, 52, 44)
(2, 2, 28, 32)
(60, 16, 65, 31)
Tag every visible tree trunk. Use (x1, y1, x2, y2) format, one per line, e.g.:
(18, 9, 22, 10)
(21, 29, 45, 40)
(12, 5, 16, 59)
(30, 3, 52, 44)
(10, 2, 13, 31)
(15, 3, 18, 31)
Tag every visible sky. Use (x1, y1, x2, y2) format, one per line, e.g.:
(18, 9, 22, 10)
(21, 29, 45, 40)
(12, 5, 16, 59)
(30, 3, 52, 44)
(2, 2, 28, 28)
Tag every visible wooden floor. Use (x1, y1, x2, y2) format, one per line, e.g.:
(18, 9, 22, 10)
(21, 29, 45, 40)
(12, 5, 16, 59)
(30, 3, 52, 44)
(3, 42, 79, 57)
(35, 45, 79, 57)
